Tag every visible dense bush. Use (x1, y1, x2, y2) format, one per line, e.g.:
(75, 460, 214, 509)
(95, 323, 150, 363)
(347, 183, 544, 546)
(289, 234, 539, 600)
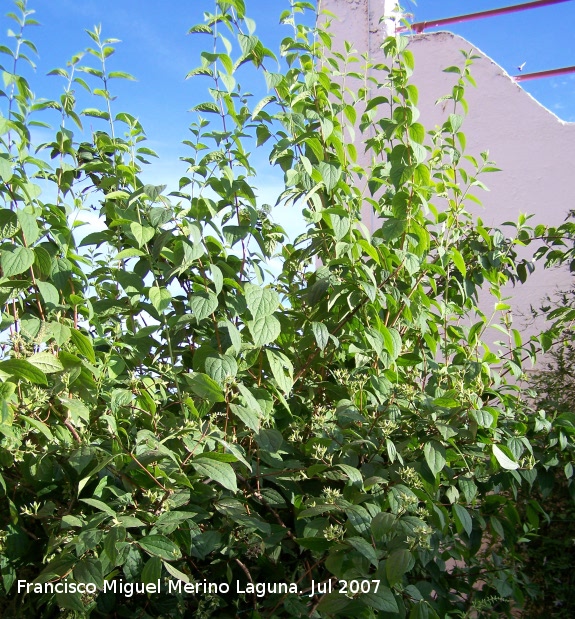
(518, 289, 575, 617)
(0, 1, 574, 617)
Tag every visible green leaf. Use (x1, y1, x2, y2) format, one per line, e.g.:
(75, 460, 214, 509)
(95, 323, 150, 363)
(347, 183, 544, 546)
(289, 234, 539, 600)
(0, 158, 13, 182)
(70, 328, 96, 363)
(187, 372, 225, 402)
(209, 264, 223, 294)
(252, 95, 275, 119)
(16, 210, 39, 245)
(79, 498, 116, 517)
(320, 116, 334, 140)
(265, 349, 293, 395)
(265, 72, 283, 89)
(386, 548, 413, 586)
(244, 283, 279, 319)
(364, 586, 399, 612)
(492, 444, 519, 470)
(104, 526, 125, 565)
(0, 359, 47, 384)
(193, 458, 237, 492)
(190, 291, 218, 321)
(104, 190, 130, 200)
(149, 286, 172, 313)
(448, 113, 464, 133)
(114, 248, 146, 260)
(371, 512, 396, 538)
(28, 352, 64, 374)
(380, 326, 401, 360)
(345, 504, 371, 536)
(0, 209, 19, 237)
(318, 161, 341, 192)
(249, 314, 281, 347)
(409, 140, 427, 165)
(311, 321, 329, 350)
(470, 408, 494, 428)
(221, 319, 241, 354)
(130, 222, 155, 247)
(1, 246, 34, 276)
(408, 122, 425, 143)
(433, 395, 459, 408)
(410, 601, 438, 619)
(365, 328, 385, 357)
(347, 536, 378, 567)
(295, 536, 334, 551)
(403, 252, 420, 276)
(237, 383, 263, 416)
(424, 440, 446, 476)
(163, 561, 190, 583)
(155, 511, 196, 532)
(61, 515, 83, 529)
(256, 428, 283, 453)
(141, 556, 162, 584)
(188, 24, 213, 35)
(73, 557, 104, 589)
(138, 535, 182, 561)
(220, 73, 236, 91)
(458, 477, 478, 504)
(37, 281, 59, 306)
(81, 108, 110, 119)
(108, 71, 136, 80)
(231, 403, 260, 431)
(0, 382, 15, 400)
(347, 142, 357, 162)
(0, 399, 13, 426)
(453, 503, 473, 536)
(205, 354, 238, 384)
(48, 322, 71, 346)
(111, 388, 133, 411)
(56, 591, 84, 613)
(117, 516, 147, 528)
(192, 102, 219, 114)
(201, 451, 238, 462)
(20, 415, 53, 440)
(381, 217, 407, 241)
(123, 545, 143, 579)
(315, 593, 351, 615)
(451, 248, 466, 277)
(326, 212, 350, 240)
(238, 33, 259, 55)
(336, 463, 363, 486)
(60, 397, 90, 425)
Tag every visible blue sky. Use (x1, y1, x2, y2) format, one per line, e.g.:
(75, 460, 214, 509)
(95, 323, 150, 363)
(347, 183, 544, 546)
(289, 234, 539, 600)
(2, 0, 574, 240)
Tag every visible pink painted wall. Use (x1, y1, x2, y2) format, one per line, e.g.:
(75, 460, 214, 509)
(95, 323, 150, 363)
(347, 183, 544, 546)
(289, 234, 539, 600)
(408, 31, 575, 350)
(322, 0, 575, 360)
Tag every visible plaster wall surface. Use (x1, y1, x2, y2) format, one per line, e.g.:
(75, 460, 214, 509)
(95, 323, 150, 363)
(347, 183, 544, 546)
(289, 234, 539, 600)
(322, 0, 575, 356)
(407, 31, 575, 347)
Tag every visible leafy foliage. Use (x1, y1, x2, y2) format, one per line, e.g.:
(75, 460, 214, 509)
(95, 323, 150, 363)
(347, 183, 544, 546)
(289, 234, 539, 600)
(518, 288, 575, 616)
(0, 1, 573, 618)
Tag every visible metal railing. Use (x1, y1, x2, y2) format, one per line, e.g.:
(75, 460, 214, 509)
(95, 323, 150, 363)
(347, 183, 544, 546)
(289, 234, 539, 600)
(398, 0, 572, 34)
(513, 65, 575, 81)
(397, 0, 575, 81)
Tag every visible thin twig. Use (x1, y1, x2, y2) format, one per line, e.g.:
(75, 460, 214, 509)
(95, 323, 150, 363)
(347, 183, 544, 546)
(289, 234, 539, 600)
(235, 558, 257, 609)
(128, 452, 169, 492)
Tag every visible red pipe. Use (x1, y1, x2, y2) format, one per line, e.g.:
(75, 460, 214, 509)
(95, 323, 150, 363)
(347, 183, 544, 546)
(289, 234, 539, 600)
(399, 0, 572, 34)
(513, 65, 575, 81)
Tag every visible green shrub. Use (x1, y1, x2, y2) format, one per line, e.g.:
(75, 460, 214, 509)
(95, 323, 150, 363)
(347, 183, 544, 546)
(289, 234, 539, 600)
(518, 290, 575, 616)
(0, 1, 573, 617)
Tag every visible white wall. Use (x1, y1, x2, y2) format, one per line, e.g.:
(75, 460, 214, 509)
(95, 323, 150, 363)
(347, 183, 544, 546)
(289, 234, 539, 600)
(322, 0, 575, 359)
